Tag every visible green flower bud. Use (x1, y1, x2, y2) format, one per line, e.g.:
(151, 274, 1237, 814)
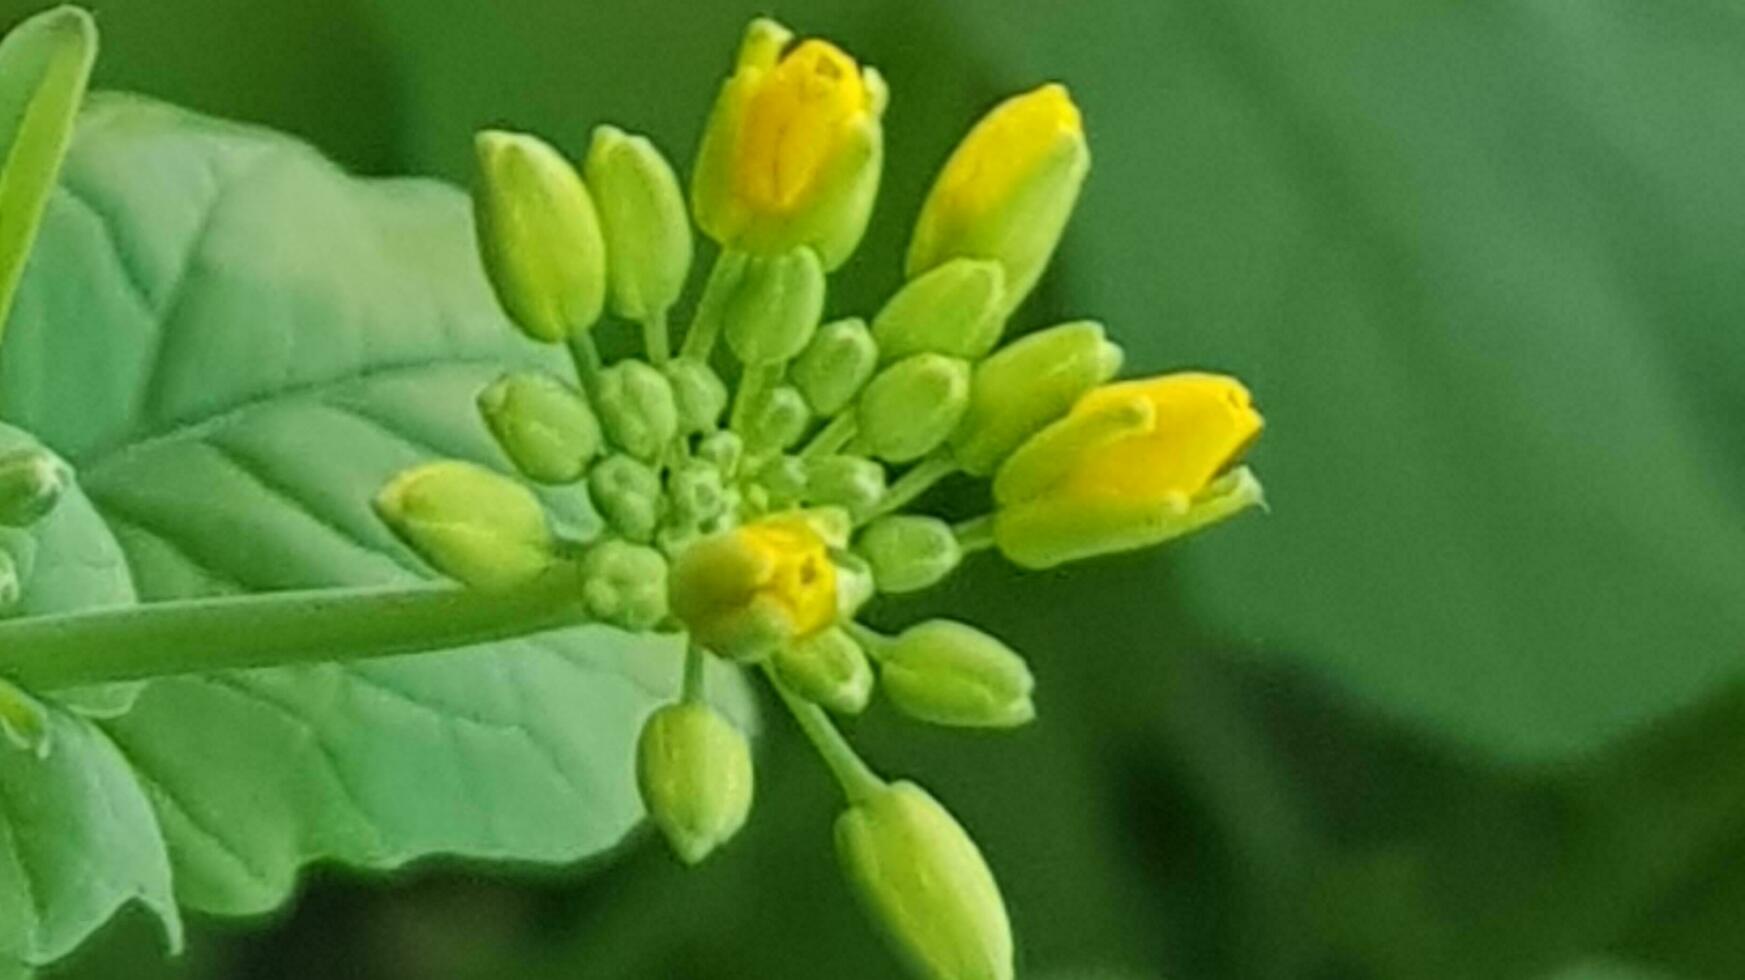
(578, 538, 669, 631)
(374, 460, 555, 590)
(804, 455, 886, 519)
(793, 317, 878, 416)
(739, 384, 811, 455)
(907, 84, 1089, 318)
(836, 781, 1014, 980)
(774, 626, 873, 715)
(0, 677, 51, 759)
(588, 454, 665, 543)
(857, 354, 972, 463)
(668, 461, 727, 527)
(695, 430, 746, 478)
(871, 258, 1006, 362)
(0, 447, 71, 528)
(875, 620, 1035, 728)
(584, 124, 692, 319)
(754, 455, 808, 509)
(594, 360, 679, 462)
(951, 320, 1122, 476)
(832, 549, 876, 621)
(477, 372, 602, 485)
(662, 358, 729, 434)
(637, 702, 754, 864)
(856, 515, 962, 594)
(723, 248, 825, 365)
(473, 129, 607, 342)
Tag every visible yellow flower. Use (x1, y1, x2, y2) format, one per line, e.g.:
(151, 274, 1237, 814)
(692, 19, 886, 270)
(992, 373, 1265, 569)
(907, 83, 1090, 317)
(669, 514, 839, 661)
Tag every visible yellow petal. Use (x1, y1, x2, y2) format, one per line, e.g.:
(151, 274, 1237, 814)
(1061, 373, 1262, 505)
(732, 39, 869, 215)
(929, 83, 1081, 226)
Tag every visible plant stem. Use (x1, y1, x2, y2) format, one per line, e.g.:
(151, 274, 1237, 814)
(678, 251, 746, 361)
(763, 664, 886, 804)
(641, 308, 671, 366)
(681, 644, 706, 703)
(0, 567, 596, 691)
(863, 452, 957, 522)
(953, 514, 997, 554)
(567, 331, 605, 397)
(799, 412, 858, 460)
(729, 362, 784, 436)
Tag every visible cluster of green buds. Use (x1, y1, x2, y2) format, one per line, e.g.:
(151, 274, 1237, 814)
(375, 17, 1264, 980)
(0, 443, 74, 755)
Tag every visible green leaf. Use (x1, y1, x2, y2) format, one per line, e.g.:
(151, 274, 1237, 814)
(0, 5, 95, 336)
(0, 92, 751, 941)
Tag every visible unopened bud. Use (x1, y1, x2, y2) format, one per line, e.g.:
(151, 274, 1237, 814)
(637, 702, 754, 864)
(588, 454, 665, 543)
(755, 455, 808, 509)
(584, 125, 692, 319)
(722, 248, 826, 365)
(875, 620, 1034, 728)
(804, 455, 886, 519)
(739, 384, 812, 454)
(374, 460, 555, 590)
(0, 448, 72, 528)
(668, 516, 837, 662)
(594, 360, 679, 462)
(857, 354, 971, 463)
(855, 515, 961, 594)
(952, 320, 1122, 477)
(477, 372, 602, 484)
(871, 258, 1006, 362)
(0, 677, 51, 759)
(473, 130, 607, 342)
(836, 781, 1014, 980)
(773, 626, 873, 715)
(663, 358, 729, 434)
(668, 461, 728, 527)
(793, 317, 879, 416)
(695, 430, 745, 477)
(577, 539, 669, 631)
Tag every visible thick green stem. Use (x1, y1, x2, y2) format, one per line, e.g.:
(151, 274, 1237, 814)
(764, 664, 886, 803)
(953, 514, 997, 554)
(0, 567, 595, 691)
(799, 412, 858, 460)
(681, 644, 707, 703)
(729, 361, 784, 436)
(567, 331, 605, 397)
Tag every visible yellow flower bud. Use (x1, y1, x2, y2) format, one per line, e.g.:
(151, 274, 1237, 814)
(993, 373, 1264, 569)
(668, 515, 839, 661)
(907, 84, 1089, 316)
(692, 19, 886, 269)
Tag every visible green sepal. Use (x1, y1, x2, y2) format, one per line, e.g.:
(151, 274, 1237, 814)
(856, 354, 972, 463)
(754, 455, 808, 509)
(835, 781, 1014, 980)
(477, 372, 602, 485)
(577, 538, 669, 631)
(637, 701, 754, 865)
(695, 430, 746, 478)
(663, 358, 729, 434)
(0, 675, 51, 758)
(722, 248, 825, 365)
(855, 515, 962, 594)
(374, 460, 556, 591)
(874, 620, 1035, 729)
(473, 129, 607, 342)
(793, 317, 878, 416)
(951, 320, 1122, 476)
(667, 461, 728, 527)
(804, 455, 886, 519)
(871, 258, 1006, 362)
(773, 626, 873, 715)
(584, 124, 692, 319)
(594, 360, 679, 462)
(738, 384, 811, 455)
(587, 454, 666, 544)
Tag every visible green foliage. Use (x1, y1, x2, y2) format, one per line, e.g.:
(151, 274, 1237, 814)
(0, 93, 750, 964)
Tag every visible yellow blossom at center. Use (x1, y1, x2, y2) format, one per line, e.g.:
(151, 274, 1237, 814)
(733, 40, 869, 215)
(1060, 374, 1262, 506)
(932, 83, 1081, 222)
(736, 516, 839, 637)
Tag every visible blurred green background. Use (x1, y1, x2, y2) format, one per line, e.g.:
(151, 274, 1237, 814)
(6, 0, 1745, 977)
